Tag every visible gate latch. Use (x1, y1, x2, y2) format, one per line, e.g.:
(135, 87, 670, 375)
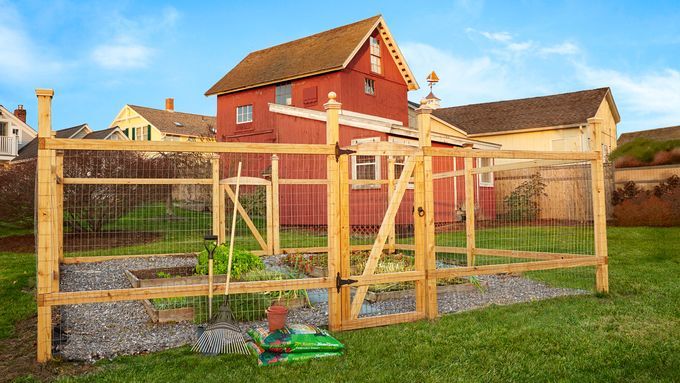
(336, 272, 358, 293)
(335, 142, 356, 161)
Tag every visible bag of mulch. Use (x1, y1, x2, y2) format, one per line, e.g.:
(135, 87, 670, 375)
(247, 324, 344, 353)
(247, 341, 342, 367)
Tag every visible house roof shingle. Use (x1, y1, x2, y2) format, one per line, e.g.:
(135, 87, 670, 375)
(432, 88, 615, 135)
(128, 105, 216, 137)
(205, 15, 382, 96)
(618, 125, 680, 145)
(13, 124, 90, 161)
(83, 127, 119, 140)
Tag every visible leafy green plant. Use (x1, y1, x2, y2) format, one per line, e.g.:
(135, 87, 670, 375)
(503, 173, 547, 221)
(156, 271, 173, 279)
(195, 245, 264, 278)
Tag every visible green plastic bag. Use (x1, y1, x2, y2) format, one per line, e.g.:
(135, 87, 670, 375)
(247, 324, 344, 353)
(247, 341, 342, 367)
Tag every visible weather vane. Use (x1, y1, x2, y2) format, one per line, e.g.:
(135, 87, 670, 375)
(426, 70, 439, 93)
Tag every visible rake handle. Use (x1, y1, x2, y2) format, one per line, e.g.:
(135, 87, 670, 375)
(225, 162, 242, 297)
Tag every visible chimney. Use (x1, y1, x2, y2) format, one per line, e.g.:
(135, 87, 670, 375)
(165, 98, 174, 112)
(14, 105, 26, 123)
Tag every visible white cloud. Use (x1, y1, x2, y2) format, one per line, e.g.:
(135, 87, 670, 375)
(91, 40, 154, 69)
(578, 65, 680, 130)
(507, 41, 534, 52)
(480, 31, 513, 43)
(401, 42, 516, 104)
(541, 42, 579, 55)
(0, 1, 63, 83)
(89, 6, 180, 70)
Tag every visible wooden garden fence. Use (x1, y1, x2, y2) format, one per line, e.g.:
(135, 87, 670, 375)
(33, 89, 609, 362)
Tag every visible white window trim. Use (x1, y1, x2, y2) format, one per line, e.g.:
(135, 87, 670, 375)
(351, 137, 381, 190)
(388, 136, 418, 189)
(236, 105, 253, 124)
(369, 36, 381, 74)
(477, 158, 494, 187)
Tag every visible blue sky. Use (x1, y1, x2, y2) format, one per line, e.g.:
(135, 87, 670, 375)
(1, 0, 679, 135)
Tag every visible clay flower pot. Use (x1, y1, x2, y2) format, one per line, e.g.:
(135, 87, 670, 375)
(266, 304, 288, 332)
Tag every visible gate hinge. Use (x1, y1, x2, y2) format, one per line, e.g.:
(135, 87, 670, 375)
(335, 142, 356, 161)
(336, 272, 358, 293)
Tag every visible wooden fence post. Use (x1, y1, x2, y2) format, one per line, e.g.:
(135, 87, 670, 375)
(416, 103, 438, 319)
(338, 154, 351, 322)
(588, 117, 609, 293)
(211, 155, 221, 242)
(270, 155, 280, 254)
(463, 151, 476, 267)
(387, 156, 396, 253)
(325, 92, 342, 331)
(56, 151, 64, 265)
(36, 88, 55, 363)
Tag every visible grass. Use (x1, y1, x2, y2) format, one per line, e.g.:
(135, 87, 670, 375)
(0, 226, 676, 382)
(0, 221, 33, 238)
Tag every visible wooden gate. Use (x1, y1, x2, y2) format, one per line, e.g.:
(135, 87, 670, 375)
(335, 141, 436, 330)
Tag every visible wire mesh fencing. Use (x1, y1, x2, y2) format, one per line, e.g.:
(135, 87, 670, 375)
(35, 140, 609, 362)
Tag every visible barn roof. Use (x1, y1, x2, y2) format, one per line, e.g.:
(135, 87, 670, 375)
(127, 105, 216, 138)
(618, 125, 680, 145)
(205, 15, 418, 95)
(432, 87, 619, 136)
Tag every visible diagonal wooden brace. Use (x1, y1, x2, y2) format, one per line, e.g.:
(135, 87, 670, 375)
(224, 184, 268, 251)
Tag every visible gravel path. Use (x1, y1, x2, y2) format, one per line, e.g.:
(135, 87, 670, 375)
(57, 256, 586, 361)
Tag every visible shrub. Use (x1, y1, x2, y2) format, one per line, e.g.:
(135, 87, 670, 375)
(195, 245, 264, 278)
(613, 176, 680, 226)
(503, 173, 547, 221)
(0, 160, 36, 227)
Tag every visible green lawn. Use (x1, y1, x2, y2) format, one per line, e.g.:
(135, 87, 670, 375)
(1, 227, 678, 382)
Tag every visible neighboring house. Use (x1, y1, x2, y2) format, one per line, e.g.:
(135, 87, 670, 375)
(421, 87, 620, 162)
(205, 15, 499, 225)
(109, 98, 216, 142)
(618, 125, 680, 145)
(0, 104, 36, 162)
(13, 124, 127, 162)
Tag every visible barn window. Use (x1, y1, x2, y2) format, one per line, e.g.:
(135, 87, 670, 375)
(275, 83, 292, 105)
(370, 36, 381, 74)
(477, 158, 494, 187)
(351, 137, 381, 189)
(364, 78, 375, 95)
(236, 105, 253, 124)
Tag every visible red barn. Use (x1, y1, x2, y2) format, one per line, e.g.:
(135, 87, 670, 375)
(206, 15, 498, 229)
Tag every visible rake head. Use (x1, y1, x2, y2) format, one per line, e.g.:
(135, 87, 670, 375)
(192, 322, 249, 355)
(192, 305, 249, 355)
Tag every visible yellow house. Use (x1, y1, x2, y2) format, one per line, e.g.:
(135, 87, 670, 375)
(110, 98, 216, 142)
(410, 88, 620, 160)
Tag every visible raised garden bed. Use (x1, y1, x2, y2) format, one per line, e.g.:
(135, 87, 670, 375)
(125, 266, 310, 323)
(142, 298, 194, 323)
(364, 281, 488, 303)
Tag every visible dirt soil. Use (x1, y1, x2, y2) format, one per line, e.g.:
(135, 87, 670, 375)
(0, 231, 163, 254)
(0, 316, 94, 382)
